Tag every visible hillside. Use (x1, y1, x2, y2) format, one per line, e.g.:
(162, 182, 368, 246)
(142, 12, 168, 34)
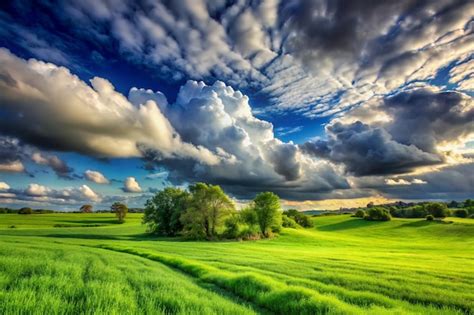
(1, 213, 473, 314)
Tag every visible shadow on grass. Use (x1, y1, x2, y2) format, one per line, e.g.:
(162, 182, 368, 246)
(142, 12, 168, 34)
(317, 218, 385, 231)
(43, 232, 184, 242)
(396, 219, 453, 228)
(58, 219, 121, 225)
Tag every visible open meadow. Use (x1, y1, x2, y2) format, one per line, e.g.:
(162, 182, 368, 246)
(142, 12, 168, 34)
(0, 213, 473, 314)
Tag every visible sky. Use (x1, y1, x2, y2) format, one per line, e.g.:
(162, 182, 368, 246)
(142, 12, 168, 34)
(0, 0, 473, 210)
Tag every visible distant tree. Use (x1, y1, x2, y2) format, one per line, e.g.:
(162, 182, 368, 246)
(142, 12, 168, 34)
(282, 214, 298, 228)
(364, 207, 391, 221)
(18, 207, 33, 215)
(426, 202, 449, 218)
(366, 202, 375, 208)
(283, 209, 314, 227)
(454, 209, 468, 218)
(181, 183, 235, 239)
(354, 210, 365, 218)
(448, 200, 459, 208)
(111, 202, 128, 223)
(80, 204, 93, 213)
(252, 192, 282, 237)
(464, 199, 474, 208)
(426, 214, 434, 221)
(143, 187, 189, 236)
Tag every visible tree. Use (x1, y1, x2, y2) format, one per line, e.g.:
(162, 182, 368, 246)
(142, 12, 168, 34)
(354, 210, 365, 218)
(181, 183, 235, 239)
(464, 199, 474, 208)
(18, 207, 33, 215)
(454, 209, 468, 218)
(364, 207, 391, 221)
(80, 204, 93, 213)
(111, 202, 128, 223)
(143, 187, 189, 236)
(283, 209, 314, 227)
(252, 192, 282, 237)
(426, 202, 449, 218)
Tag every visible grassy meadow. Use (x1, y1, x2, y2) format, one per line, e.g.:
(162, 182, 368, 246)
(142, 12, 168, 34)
(0, 213, 473, 314)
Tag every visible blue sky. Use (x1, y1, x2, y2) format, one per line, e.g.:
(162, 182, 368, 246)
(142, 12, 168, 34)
(0, 0, 473, 210)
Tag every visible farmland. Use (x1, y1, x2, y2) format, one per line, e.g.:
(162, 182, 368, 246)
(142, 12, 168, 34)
(0, 213, 473, 314)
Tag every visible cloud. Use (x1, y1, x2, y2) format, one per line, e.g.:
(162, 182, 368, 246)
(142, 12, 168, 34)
(31, 152, 73, 178)
(0, 183, 101, 205)
(0, 49, 220, 165)
(0, 182, 10, 190)
(123, 177, 142, 193)
(0, 160, 25, 172)
(302, 121, 442, 176)
(84, 170, 109, 184)
(385, 178, 427, 186)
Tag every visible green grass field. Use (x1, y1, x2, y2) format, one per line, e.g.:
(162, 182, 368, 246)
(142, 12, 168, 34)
(1, 213, 473, 314)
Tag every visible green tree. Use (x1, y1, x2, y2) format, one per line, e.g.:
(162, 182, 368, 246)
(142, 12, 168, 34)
(111, 202, 128, 223)
(181, 183, 235, 239)
(364, 207, 391, 221)
(426, 202, 449, 218)
(454, 209, 468, 218)
(143, 187, 189, 236)
(252, 192, 282, 237)
(354, 209, 365, 218)
(80, 204, 93, 213)
(18, 207, 33, 215)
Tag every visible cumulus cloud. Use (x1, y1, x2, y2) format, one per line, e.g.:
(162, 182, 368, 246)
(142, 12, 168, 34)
(0, 49, 220, 165)
(123, 177, 142, 193)
(385, 178, 427, 186)
(0, 183, 101, 205)
(0, 182, 10, 190)
(0, 160, 25, 172)
(84, 170, 109, 184)
(31, 152, 73, 178)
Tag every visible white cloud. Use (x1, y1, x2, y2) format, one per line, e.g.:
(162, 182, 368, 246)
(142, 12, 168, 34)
(0, 160, 25, 172)
(385, 178, 427, 186)
(25, 183, 49, 196)
(0, 182, 10, 190)
(123, 177, 142, 193)
(84, 170, 109, 184)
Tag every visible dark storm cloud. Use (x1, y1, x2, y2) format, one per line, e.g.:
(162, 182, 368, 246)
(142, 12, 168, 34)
(384, 89, 474, 153)
(301, 121, 442, 176)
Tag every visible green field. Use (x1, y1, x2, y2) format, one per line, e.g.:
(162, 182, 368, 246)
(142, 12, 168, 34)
(0, 213, 473, 314)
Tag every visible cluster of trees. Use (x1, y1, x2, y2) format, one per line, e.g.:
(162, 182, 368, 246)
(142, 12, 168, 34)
(79, 203, 128, 223)
(143, 183, 295, 240)
(282, 209, 314, 228)
(354, 200, 474, 221)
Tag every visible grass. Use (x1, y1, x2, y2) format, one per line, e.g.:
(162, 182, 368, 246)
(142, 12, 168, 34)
(0, 213, 473, 314)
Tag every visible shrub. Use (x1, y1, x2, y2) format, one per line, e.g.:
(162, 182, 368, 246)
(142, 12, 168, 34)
(454, 209, 468, 218)
(426, 202, 449, 218)
(283, 209, 314, 228)
(354, 210, 365, 218)
(282, 215, 298, 228)
(18, 207, 33, 215)
(364, 207, 391, 221)
(426, 214, 434, 221)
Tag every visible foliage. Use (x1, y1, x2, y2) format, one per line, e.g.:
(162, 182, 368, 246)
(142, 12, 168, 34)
(454, 209, 468, 218)
(283, 209, 314, 227)
(111, 202, 128, 223)
(252, 192, 282, 237)
(391, 205, 428, 218)
(354, 210, 365, 218)
(426, 202, 449, 218)
(364, 207, 391, 221)
(143, 187, 189, 236)
(426, 214, 434, 221)
(80, 204, 93, 213)
(181, 183, 235, 239)
(282, 215, 298, 228)
(18, 207, 33, 215)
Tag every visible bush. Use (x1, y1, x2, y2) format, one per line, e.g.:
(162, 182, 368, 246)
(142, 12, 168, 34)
(426, 214, 434, 221)
(354, 210, 365, 218)
(282, 209, 314, 228)
(364, 207, 391, 221)
(426, 202, 449, 218)
(454, 209, 468, 218)
(282, 215, 298, 228)
(18, 207, 33, 215)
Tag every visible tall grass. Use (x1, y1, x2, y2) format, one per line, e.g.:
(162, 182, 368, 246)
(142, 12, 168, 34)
(0, 213, 472, 314)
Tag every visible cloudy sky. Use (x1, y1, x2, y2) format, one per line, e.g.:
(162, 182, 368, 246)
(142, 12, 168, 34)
(0, 0, 473, 210)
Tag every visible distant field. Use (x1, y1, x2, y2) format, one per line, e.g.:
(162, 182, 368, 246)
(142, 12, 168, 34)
(1, 213, 473, 314)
